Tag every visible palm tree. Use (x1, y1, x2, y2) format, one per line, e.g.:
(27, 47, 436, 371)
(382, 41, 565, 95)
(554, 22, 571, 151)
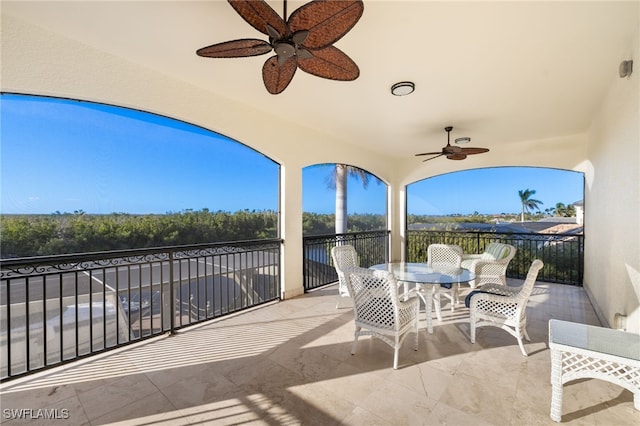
(555, 202, 567, 217)
(327, 164, 369, 234)
(518, 189, 543, 222)
(555, 202, 576, 218)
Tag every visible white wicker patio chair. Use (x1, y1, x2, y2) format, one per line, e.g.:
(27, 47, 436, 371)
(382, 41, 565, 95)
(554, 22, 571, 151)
(344, 266, 420, 369)
(461, 242, 516, 288)
(427, 243, 464, 314)
(331, 244, 358, 308)
(467, 259, 544, 356)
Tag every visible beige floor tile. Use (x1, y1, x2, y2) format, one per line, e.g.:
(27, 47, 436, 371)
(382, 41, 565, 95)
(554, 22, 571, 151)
(313, 363, 388, 408)
(288, 381, 358, 424)
(0, 382, 78, 411)
(0, 394, 89, 426)
(341, 405, 392, 425)
(438, 371, 518, 424)
(1, 281, 637, 426)
(159, 365, 241, 409)
(427, 400, 496, 426)
(90, 390, 177, 425)
(385, 361, 454, 402)
(75, 373, 162, 422)
(357, 378, 438, 425)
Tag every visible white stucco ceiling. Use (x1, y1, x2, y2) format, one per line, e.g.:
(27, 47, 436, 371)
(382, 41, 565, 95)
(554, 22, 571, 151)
(2, 1, 638, 163)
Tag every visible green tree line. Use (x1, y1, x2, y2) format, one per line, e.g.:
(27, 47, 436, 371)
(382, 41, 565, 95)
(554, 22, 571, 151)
(303, 212, 385, 235)
(0, 210, 386, 258)
(0, 210, 278, 258)
(1, 207, 576, 259)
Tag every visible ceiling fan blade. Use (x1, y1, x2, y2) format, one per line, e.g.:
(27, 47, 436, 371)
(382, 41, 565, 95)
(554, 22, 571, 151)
(422, 154, 444, 162)
(288, 0, 364, 49)
(297, 46, 359, 80)
(415, 151, 442, 156)
(460, 147, 490, 155)
(447, 154, 467, 160)
(262, 55, 297, 94)
(228, 0, 287, 37)
(196, 39, 272, 58)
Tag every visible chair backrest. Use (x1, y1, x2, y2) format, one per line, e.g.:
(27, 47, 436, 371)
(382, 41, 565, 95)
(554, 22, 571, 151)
(515, 259, 544, 302)
(344, 267, 400, 330)
(481, 242, 516, 262)
(331, 245, 358, 272)
(427, 244, 463, 270)
(331, 245, 359, 296)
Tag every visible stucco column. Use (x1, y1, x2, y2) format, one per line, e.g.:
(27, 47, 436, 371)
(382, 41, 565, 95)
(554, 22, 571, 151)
(388, 180, 407, 262)
(280, 164, 305, 299)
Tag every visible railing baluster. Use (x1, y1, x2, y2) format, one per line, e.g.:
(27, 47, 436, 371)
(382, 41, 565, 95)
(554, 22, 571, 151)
(169, 251, 175, 334)
(25, 276, 30, 373)
(6, 278, 12, 377)
(74, 271, 78, 359)
(43, 275, 48, 367)
(102, 267, 107, 351)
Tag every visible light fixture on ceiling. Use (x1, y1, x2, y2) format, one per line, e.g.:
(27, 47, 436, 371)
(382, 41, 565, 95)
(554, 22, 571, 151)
(619, 60, 633, 78)
(391, 81, 415, 96)
(455, 137, 471, 144)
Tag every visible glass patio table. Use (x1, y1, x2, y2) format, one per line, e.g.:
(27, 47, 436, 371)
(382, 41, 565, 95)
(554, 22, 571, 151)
(369, 262, 474, 333)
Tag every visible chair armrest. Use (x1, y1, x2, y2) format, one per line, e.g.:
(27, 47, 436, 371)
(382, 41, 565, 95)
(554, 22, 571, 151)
(461, 259, 475, 270)
(397, 295, 420, 319)
(478, 257, 510, 266)
(479, 283, 519, 296)
(462, 254, 483, 262)
(462, 255, 509, 269)
(470, 291, 518, 309)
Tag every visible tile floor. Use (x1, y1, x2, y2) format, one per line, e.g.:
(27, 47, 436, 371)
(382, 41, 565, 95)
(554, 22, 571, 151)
(1, 279, 638, 425)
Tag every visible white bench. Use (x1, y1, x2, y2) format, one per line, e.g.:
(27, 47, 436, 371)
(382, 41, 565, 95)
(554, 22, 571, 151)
(549, 319, 640, 422)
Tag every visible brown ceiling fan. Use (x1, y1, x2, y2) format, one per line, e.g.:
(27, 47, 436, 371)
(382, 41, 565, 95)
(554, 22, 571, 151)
(415, 126, 490, 162)
(196, 0, 364, 95)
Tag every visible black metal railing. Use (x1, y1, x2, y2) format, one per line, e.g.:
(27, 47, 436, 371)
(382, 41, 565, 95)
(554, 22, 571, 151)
(303, 230, 390, 291)
(0, 239, 281, 381)
(406, 230, 583, 285)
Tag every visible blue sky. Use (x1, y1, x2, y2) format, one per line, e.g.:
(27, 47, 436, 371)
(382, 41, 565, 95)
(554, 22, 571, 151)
(1, 94, 279, 214)
(1, 94, 583, 216)
(408, 168, 583, 216)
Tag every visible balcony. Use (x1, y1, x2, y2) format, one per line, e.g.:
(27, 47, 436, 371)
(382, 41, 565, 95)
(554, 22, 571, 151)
(1, 1, 638, 423)
(1, 275, 637, 424)
(2, 2, 637, 335)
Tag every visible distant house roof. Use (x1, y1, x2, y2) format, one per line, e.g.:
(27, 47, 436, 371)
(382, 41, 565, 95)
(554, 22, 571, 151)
(516, 219, 583, 234)
(533, 217, 577, 224)
(409, 219, 583, 234)
(408, 222, 533, 233)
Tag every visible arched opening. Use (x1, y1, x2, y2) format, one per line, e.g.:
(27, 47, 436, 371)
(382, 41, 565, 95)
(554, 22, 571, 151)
(406, 167, 585, 284)
(1, 93, 280, 256)
(301, 163, 388, 291)
(0, 93, 283, 378)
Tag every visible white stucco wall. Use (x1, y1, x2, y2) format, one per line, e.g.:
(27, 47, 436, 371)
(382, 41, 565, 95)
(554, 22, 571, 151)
(583, 27, 640, 332)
